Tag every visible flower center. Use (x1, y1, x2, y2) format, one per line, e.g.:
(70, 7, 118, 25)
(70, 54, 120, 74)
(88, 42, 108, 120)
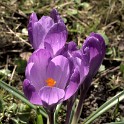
(46, 78, 56, 87)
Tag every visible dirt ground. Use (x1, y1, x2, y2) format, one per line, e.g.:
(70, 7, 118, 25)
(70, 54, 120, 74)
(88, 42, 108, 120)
(0, 0, 124, 124)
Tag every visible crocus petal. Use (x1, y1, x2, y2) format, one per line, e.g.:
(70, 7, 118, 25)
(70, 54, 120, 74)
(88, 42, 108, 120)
(70, 57, 89, 85)
(64, 67, 80, 99)
(71, 56, 89, 85)
(67, 41, 77, 51)
(59, 41, 78, 58)
(28, 12, 38, 45)
(90, 32, 105, 52)
(32, 16, 54, 49)
(25, 62, 35, 82)
(50, 9, 64, 23)
(26, 49, 51, 90)
(32, 22, 46, 49)
(70, 67, 80, 83)
(80, 60, 89, 84)
(46, 55, 70, 89)
(23, 79, 42, 105)
(40, 86, 65, 106)
(64, 81, 78, 100)
(89, 33, 106, 65)
(44, 23, 68, 56)
(38, 16, 54, 32)
(83, 37, 101, 60)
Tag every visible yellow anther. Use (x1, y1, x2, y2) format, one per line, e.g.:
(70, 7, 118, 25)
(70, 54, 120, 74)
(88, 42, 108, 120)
(46, 78, 56, 87)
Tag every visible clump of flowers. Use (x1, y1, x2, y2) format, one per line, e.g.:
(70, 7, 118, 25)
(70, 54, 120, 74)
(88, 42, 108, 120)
(23, 9, 106, 124)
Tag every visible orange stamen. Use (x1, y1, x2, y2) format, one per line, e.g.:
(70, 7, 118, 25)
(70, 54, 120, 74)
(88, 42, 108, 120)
(46, 78, 56, 87)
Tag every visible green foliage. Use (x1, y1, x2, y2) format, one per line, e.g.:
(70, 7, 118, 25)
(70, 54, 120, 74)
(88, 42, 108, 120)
(0, 99, 3, 113)
(120, 64, 124, 73)
(99, 64, 106, 72)
(83, 90, 124, 124)
(0, 69, 11, 78)
(0, 81, 47, 118)
(98, 31, 109, 45)
(66, 9, 78, 15)
(36, 114, 43, 124)
(15, 58, 27, 74)
(120, 64, 124, 78)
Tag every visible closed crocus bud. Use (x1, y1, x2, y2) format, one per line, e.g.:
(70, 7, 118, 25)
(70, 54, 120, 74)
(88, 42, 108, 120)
(71, 33, 106, 124)
(28, 9, 68, 56)
(82, 32, 106, 79)
(78, 32, 106, 97)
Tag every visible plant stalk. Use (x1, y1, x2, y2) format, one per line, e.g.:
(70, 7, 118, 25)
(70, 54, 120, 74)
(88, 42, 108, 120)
(71, 78, 92, 124)
(65, 93, 77, 124)
(48, 110, 54, 124)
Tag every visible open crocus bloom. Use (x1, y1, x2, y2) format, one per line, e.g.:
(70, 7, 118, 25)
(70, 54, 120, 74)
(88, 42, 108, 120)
(23, 49, 88, 108)
(28, 9, 67, 56)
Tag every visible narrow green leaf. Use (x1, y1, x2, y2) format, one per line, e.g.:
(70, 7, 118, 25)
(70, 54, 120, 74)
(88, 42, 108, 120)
(67, 9, 78, 15)
(37, 114, 44, 124)
(83, 90, 124, 124)
(54, 103, 62, 124)
(1, 80, 24, 97)
(0, 99, 3, 113)
(106, 122, 124, 124)
(0, 80, 47, 118)
(0, 69, 11, 77)
(120, 64, 124, 73)
(15, 58, 26, 74)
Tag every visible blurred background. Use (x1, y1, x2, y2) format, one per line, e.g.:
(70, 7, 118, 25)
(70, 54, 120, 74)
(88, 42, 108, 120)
(0, 0, 124, 124)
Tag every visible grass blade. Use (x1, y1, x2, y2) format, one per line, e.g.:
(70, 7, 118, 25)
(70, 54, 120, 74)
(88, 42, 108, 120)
(36, 114, 44, 124)
(83, 90, 124, 124)
(0, 80, 47, 118)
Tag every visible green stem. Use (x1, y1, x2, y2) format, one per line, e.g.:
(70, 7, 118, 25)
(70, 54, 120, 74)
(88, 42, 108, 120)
(36, 114, 44, 124)
(48, 110, 54, 124)
(71, 90, 87, 124)
(54, 104, 62, 124)
(65, 100, 73, 124)
(65, 94, 77, 124)
(71, 78, 91, 124)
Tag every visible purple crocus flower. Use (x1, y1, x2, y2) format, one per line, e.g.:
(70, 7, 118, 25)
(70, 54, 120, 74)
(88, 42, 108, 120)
(60, 32, 105, 92)
(70, 33, 106, 124)
(23, 49, 88, 109)
(80, 32, 106, 97)
(28, 9, 67, 56)
(55, 32, 106, 124)
(80, 32, 105, 81)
